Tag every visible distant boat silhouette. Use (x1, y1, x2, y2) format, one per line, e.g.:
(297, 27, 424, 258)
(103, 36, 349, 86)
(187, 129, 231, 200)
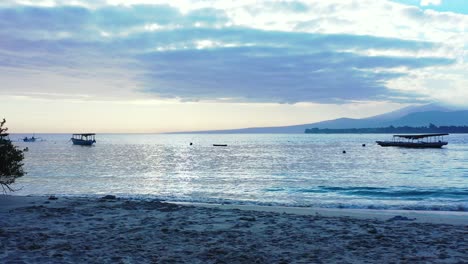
(23, 134, 38, 142)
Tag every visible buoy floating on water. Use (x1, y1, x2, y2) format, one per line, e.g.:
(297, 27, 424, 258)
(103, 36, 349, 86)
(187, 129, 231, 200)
(190, 142, 193, 146)
(342, 150, 346, 154)
(362, 144, 366, 147)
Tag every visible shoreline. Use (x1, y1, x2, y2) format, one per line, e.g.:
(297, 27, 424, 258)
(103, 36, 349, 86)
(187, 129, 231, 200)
(174, 201, 468, 226)
(1, 195, 467, 263)
(3, 195, 467, 225)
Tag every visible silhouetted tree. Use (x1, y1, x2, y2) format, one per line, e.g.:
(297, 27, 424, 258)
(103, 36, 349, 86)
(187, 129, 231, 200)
(0, 119, 24, 192)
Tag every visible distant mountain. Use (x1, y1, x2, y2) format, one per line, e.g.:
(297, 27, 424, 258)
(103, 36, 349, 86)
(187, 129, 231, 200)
(305, 124, 468, 134)
(308, 104, 456, 129)
(171, 104, 467, 134)
(387, 110, 468, 127)
(362, 103, 452, 122)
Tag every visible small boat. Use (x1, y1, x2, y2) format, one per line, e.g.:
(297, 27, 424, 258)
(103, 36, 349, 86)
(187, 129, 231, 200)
(376, 133, 448, 148)
(213, 144, 228, 147)
(23, 133, 39, 142)
(23, 136, 37, 142)
(71, 133, 96, 146)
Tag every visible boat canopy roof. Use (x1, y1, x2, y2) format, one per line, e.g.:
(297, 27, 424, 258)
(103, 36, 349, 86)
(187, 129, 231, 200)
(72, 133, 95, 136)
(393, 133, 449, 139)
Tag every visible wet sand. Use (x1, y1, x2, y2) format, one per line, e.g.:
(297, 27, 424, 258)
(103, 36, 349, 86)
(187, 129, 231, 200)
(1, 195, 467, 263)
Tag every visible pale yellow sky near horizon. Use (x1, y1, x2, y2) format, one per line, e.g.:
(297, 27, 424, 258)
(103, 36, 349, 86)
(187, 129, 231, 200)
(2, 96, 407, 133)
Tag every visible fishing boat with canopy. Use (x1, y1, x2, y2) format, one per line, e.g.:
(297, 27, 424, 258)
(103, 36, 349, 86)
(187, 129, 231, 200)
(71, 133, 96, 146)
(376, 133, 448, 148)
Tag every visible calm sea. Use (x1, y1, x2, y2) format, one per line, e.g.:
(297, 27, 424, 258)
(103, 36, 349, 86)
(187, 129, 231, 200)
(10, 133, 468, 211)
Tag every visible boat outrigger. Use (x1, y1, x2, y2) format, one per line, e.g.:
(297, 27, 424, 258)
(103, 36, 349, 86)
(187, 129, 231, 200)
(71, 133, 96, 146)
(376, 133, 448, 148)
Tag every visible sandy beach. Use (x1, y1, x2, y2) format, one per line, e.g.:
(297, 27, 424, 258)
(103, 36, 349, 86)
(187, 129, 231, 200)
(0, 195, 467, 263)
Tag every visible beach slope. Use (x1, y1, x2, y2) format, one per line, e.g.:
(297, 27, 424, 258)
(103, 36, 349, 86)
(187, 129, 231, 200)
(1, 196, 466, 263)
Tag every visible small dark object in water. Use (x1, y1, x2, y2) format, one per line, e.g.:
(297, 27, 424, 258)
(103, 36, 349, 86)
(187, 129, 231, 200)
(342, 150, 346, 154)
(23, 147, 29, 151)
(213, 144, 228, 147)
(48, 195, 58, 200)
(362, 144, 366, 147)
(239, 216, 256, 221)
(101, 195, 117, 200)
(190, 142, 193, 146)
(387, 215, 416, 222)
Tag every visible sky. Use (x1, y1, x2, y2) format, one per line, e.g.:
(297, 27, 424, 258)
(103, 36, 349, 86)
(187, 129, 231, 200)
(1, 0, 467, 133)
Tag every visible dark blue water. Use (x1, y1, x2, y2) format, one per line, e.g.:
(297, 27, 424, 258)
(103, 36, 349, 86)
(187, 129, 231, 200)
(11, 133, 468, 211)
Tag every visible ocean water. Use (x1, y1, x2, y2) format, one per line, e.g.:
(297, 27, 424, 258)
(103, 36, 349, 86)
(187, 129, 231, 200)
(10, 133, 468, 211)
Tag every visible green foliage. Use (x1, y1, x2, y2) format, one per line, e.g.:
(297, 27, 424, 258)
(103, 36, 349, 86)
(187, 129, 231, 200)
(0, 118, 25, 192)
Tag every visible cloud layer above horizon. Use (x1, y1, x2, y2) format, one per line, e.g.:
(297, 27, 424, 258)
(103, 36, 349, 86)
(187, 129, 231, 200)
(1, 0, 467, 105)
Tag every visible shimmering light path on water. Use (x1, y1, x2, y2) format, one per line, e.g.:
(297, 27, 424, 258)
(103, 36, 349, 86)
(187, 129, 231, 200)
(12, 134, 468, 211)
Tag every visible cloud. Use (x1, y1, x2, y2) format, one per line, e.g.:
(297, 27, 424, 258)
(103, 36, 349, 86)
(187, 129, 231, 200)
(138, 47, 446, 103)
(0, 1, 466, 105)
(420, 0, 442, 6)
(129, 30, 452, 103)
